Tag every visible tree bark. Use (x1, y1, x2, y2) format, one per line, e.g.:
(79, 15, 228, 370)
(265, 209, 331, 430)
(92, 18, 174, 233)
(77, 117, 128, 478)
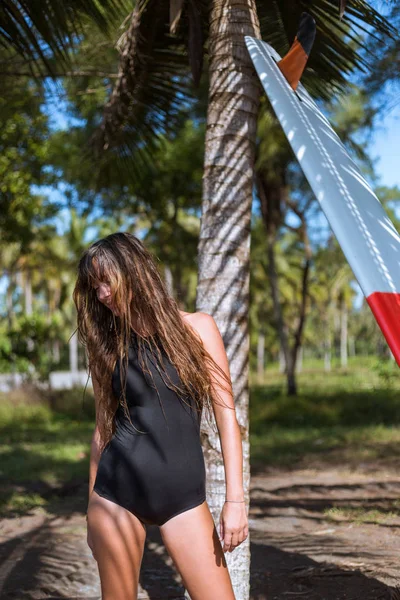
(24, 269, 35, 353)
(324, 329, 332, 372)
(52, 340, 60, 364)
(195, 2, 261, 598)
(24, 269, 33, 316)
(257, 178, 292, 389)
(349, 335, 356, 357)
(279, 346, 286, 373)
(340, 294, 348, 368)
(164, 264, 174, 297)
(69, 332, 79, 374)
(257, 331, 265, 383)
(285, 208, 311, 396)
(6, 273, 15, 328)
(296, 346, 303, 373)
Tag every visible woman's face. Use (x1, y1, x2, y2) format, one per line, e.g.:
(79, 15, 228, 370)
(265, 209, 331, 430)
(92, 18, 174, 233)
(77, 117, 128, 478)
(94, 281, 115, 310)
(91, 265, 119, 316)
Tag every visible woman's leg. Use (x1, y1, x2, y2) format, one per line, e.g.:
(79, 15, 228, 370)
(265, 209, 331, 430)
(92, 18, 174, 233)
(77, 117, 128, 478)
(88, 490, 147, 600)
(159, 500, 236, 600)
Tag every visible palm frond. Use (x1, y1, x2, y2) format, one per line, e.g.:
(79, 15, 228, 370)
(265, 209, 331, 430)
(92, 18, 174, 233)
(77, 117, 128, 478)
(257, 0, 394, 101)
(0, 0, 128, 74)
(91, 0, 207, 172)
(187, 0, 204, 87)
(92, 0, 393, 176)
(363, 3, 400, 104)
(170, 0, 185, 34)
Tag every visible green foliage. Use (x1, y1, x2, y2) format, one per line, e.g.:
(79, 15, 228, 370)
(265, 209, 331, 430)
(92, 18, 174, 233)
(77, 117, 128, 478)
(258, 0, 394, 100)
(0, 2, 397, 398)
(0, 0, 128, 72)
(0, 389, 94, 516)
(2, 365, 400, 517)
(364, 3, 400, 111)
(0, 75, 58, 248)
(250, 363, 400, 468)
(3, 313, 66, 380)
(372, 359, 399, 391)
(46, 386, 95, 420)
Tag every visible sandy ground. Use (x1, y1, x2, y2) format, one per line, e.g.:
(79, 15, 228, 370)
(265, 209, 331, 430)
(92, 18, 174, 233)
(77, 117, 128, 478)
(1, 465, 400, 599)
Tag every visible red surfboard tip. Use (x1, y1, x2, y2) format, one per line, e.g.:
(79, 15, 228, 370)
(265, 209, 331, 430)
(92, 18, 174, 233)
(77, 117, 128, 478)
(367, 291, 400, 367)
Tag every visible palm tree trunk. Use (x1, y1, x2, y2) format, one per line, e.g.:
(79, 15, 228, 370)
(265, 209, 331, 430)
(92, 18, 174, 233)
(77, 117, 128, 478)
(349, 335, 355, 357)
(257, 330, 265, 383)
(340, 295, 348, 368)
(195, 2, 260, 598)
(266, 225, 292, 378)
(69, 332, 79, 374)
(286, 358, 297, 395)
(172, 195, 184, 303)
(6, 273, 15, 328)
(296, 346, 303, 373)
(24, 269, 33, 315)
(164, 264, 174, 297)
(24, 269, 35, 352)
(257, 176, 295, 393)
(52, 340, 60, 364)
(324, 333, 332, 371)
(286, 207, 311, 395)
(279, 346, 286, 373)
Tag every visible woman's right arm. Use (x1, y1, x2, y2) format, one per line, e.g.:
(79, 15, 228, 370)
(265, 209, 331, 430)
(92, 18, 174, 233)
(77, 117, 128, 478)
(88, 371, 104, 505)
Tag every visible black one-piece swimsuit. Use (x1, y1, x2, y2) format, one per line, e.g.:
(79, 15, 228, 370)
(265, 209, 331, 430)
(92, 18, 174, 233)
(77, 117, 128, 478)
(93, 333, 207, 526)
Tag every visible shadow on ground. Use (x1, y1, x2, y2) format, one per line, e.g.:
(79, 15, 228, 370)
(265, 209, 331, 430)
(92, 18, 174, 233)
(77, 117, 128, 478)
(1, 481, 400, 599)
(250, 542, 394, 600)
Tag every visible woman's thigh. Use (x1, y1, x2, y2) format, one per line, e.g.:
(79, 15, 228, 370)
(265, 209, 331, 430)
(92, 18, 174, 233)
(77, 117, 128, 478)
(88, 490, 147, 600)
(159, 500, 235, 600)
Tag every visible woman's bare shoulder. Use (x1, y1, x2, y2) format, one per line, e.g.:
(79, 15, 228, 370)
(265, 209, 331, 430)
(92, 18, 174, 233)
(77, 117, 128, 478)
(179, 310, 211, 324)
(179, 310, 216, 342)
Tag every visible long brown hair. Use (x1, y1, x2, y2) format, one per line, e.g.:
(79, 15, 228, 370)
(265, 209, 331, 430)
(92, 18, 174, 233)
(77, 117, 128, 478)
(72, 232, 234, 449)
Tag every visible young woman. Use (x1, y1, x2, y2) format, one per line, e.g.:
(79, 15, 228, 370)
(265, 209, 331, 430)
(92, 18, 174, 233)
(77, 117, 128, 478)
(73, 232, 248, 600)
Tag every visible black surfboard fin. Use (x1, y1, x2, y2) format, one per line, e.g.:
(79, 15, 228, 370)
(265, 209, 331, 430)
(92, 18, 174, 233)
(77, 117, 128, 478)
(277, 12, 316, 91)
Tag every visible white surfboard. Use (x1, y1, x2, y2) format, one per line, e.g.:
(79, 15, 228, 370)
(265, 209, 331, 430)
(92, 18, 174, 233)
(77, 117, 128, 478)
(245, 35, 400, 365)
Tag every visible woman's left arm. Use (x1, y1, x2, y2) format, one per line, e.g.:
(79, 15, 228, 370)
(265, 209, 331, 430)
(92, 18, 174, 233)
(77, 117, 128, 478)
(189, 312, 249, 553)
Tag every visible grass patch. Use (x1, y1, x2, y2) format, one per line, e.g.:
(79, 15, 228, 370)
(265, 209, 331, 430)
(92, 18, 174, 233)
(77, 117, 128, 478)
(250, 360, 400, 469)
(324, 506, 399, 525)
(250, 424, 400, 468)
(0, 388, 94, 517)
(1, 362, 399, 517)
(1, 492, 48, 515)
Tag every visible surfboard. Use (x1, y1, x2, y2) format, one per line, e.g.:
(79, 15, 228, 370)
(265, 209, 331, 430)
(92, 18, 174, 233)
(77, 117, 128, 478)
(245, 32, 400, 365)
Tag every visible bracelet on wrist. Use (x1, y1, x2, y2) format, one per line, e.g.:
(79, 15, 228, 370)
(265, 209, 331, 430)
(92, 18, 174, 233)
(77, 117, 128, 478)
(225, 499, 245, 503)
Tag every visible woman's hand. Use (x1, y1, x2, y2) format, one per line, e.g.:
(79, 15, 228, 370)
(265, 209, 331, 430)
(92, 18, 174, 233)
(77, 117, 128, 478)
(219, 501, 249, 553)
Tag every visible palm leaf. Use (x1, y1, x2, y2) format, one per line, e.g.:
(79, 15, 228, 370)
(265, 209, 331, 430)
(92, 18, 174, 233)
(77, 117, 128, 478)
(170, 0, 185, 34)
(364, 3, 399, 104)
(97, 0, 393, 159)
(90, 0, 208, 177)
(257, 0, 394, 101)
(0, 0, 128, 74)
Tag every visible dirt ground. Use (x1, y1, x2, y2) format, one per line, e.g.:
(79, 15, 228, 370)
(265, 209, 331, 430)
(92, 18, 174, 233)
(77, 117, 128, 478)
(2, 464, 400, 600)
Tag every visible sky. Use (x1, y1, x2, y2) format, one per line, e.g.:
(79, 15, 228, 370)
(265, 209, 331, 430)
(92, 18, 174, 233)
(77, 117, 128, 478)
(365, 1, 399, 188)
(369, 108, 400, 189)
(3, 9, 399, 306)
(45, 95, 400, 232)
(39, 67, 400, 312)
